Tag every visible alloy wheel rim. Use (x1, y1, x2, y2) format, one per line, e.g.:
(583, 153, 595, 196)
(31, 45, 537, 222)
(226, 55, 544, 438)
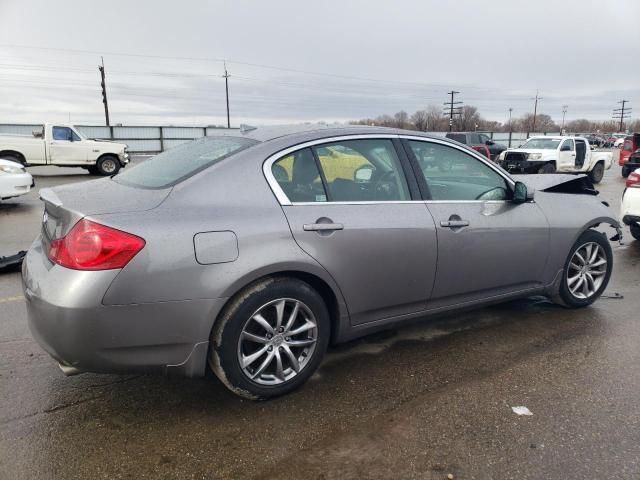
(102, 159, 117, 173)
(567, 242, 608, 299)
(237, 298, 318, 386)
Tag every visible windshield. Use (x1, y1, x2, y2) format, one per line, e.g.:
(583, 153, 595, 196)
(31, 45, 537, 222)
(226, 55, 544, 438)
(520, 138, 562, 149)
(114, 136, 259, 189)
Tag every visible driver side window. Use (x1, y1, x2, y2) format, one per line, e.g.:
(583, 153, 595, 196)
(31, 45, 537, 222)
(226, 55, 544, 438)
(408, 141, 509, 201)
(52, 126, 72, 141)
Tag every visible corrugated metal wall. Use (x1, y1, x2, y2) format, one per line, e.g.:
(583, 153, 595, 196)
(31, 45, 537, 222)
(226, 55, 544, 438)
(0, 124, 565, 152)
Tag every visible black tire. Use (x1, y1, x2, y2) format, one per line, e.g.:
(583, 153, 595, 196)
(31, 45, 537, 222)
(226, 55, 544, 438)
(588, 162, 605, 184)
(538, 162, 556, 174)
(209, 277, 330, 400)
(631, 224, 640, 242)
(556, 229, 613, 308)
(95, 155, 120, 176)
(622, 167, 631, 178)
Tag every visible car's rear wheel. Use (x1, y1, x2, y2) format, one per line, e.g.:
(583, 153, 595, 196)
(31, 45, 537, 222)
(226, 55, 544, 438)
(588, 162, 605, 183)
(557, 230, 612, 308)
(209, 277, 330, 400)
(630, 224, 640, 241)
(538, 162, 556, 174)
(95, 155, 120, 176)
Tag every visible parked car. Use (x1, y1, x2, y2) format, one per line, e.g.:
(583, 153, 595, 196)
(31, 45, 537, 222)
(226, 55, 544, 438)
(613, 134, 627, 148)
(0, 123, 129, 176)
(621, 168, 640, 241)
(445, 132, 506, 161)
(579, 134, 603, 148)
(620, 133, 640, 177)
(23, 125, 619, 400)
(0, 158, 34, 200)
(496, 136, 612, 183)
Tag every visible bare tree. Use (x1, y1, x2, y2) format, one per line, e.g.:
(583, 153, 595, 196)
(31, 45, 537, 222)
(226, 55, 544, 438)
(411, 109, 429, 131)
(394, 110, 409, 129)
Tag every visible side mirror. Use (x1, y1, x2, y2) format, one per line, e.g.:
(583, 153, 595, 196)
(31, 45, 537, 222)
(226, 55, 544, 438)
(486, 140, 494, 146)
(354, 164, 374, 183)
(513, 181, 534, 203)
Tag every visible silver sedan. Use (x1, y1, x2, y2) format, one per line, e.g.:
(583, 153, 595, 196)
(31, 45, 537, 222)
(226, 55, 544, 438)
(23, 125, 619, 399)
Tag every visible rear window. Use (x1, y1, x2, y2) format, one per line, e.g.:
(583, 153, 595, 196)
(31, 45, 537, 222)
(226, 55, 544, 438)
(113, 136, 258, 189)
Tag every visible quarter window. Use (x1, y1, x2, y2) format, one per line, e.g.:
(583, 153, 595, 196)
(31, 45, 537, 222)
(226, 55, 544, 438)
(408, 141, 509, 201)
(272, 148, 327, 203)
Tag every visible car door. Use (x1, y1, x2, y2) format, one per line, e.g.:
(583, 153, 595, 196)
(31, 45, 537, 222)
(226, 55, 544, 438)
(267, 137, 438, 326)
(558, 139, 576, 170)
(403, 138, 549, 308)
(49, 126, 87, 165)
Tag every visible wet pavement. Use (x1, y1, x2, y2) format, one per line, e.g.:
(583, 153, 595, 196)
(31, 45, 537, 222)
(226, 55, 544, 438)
(1, 154, 639, 479)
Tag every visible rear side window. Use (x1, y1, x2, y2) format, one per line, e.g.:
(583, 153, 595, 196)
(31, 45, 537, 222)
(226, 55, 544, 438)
(114, 136, 258, 189)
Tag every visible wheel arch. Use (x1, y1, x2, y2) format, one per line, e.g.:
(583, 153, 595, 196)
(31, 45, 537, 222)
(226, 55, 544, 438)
(0, 150, 26, 164)
(213, 268, 348, 346)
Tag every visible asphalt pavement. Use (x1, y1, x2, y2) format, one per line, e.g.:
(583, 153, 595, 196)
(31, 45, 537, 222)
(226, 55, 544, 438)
(1, 153, 639, 479)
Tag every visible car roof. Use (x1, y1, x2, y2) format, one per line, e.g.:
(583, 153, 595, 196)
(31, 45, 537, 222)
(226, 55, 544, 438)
(210, 123, 449, 144)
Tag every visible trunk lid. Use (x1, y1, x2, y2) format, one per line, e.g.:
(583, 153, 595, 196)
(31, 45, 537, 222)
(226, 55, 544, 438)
(39, 178, 170, 248)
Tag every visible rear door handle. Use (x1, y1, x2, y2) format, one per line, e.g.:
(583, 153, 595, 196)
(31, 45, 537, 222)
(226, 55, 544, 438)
(440, 220, 470, 228)
(303, 223, 344, 232)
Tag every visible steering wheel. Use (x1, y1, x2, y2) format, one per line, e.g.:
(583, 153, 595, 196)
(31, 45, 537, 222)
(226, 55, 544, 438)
(375, 170, 399, 199)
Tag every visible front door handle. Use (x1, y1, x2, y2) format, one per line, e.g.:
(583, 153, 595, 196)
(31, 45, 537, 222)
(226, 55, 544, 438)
(303, 223, 344, 232)
(440, 220, 470, 228)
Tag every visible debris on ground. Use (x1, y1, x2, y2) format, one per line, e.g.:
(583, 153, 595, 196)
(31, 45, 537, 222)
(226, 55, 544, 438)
(0, 251, 26, 272)
(511, 406, 533, 416)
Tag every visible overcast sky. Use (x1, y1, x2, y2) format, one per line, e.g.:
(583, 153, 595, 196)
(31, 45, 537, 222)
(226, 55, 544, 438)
(0, 0, 638, 127)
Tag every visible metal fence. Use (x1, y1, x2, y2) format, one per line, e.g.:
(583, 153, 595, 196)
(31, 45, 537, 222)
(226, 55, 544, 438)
(0, 123, 559, 152)
(0, 124, 238, 153)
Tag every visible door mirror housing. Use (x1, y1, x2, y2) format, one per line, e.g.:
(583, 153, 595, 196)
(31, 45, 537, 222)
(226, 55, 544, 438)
(354, 164, 375, 183)
(512, 181, 534, 203)
(485, 140, 494, 146)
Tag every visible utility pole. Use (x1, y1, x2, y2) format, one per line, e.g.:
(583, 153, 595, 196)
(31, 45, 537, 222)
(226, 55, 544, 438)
(561, 105, 568, 134)
(98, 57, 110, 126)
(222, 62, 231, 128)
(443, 90, 463, 132)
(508, 108, 513, 131)
(530, 90, 542, 134)
(612, 100, 631, 133)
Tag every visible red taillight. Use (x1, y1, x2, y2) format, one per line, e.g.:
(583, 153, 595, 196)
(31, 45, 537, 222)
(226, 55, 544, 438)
(47, 219, 145, 270)
(626, 172, 640, 189)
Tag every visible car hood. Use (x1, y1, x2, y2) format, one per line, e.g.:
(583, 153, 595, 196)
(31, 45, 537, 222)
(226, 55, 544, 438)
(40, 177, 171, 217)
(512, 174, 598, 195)
(0, 158, 25, 169)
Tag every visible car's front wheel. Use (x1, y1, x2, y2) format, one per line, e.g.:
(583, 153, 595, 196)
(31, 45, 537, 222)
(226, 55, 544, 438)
(557, 230, 612, 308)
(209, 277, 330, 400)
(630, 224, 640, 241)
(538, 162, 556, 174)
(95, 155, 120, 176)
(588, 162, 605, 183)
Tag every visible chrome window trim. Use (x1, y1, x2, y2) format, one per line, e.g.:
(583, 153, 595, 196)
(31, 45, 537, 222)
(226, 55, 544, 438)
(262, 133, 516, 206)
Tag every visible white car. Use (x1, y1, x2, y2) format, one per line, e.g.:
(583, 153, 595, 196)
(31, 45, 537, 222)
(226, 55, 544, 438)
(621, 168, 640, 241)
(497, 136, 612, 184)
(613, 134, 627, 148)
(0, 158, 34, 200)
(0, 123, 129, 176)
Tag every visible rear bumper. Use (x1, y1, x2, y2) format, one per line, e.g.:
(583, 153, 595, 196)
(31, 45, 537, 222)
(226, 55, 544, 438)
(22, 239, 227, 377)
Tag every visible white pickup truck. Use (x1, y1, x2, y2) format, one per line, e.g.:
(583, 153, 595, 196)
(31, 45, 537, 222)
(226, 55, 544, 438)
(0, 124, 129, 176)
(496, 136, 612, 183)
